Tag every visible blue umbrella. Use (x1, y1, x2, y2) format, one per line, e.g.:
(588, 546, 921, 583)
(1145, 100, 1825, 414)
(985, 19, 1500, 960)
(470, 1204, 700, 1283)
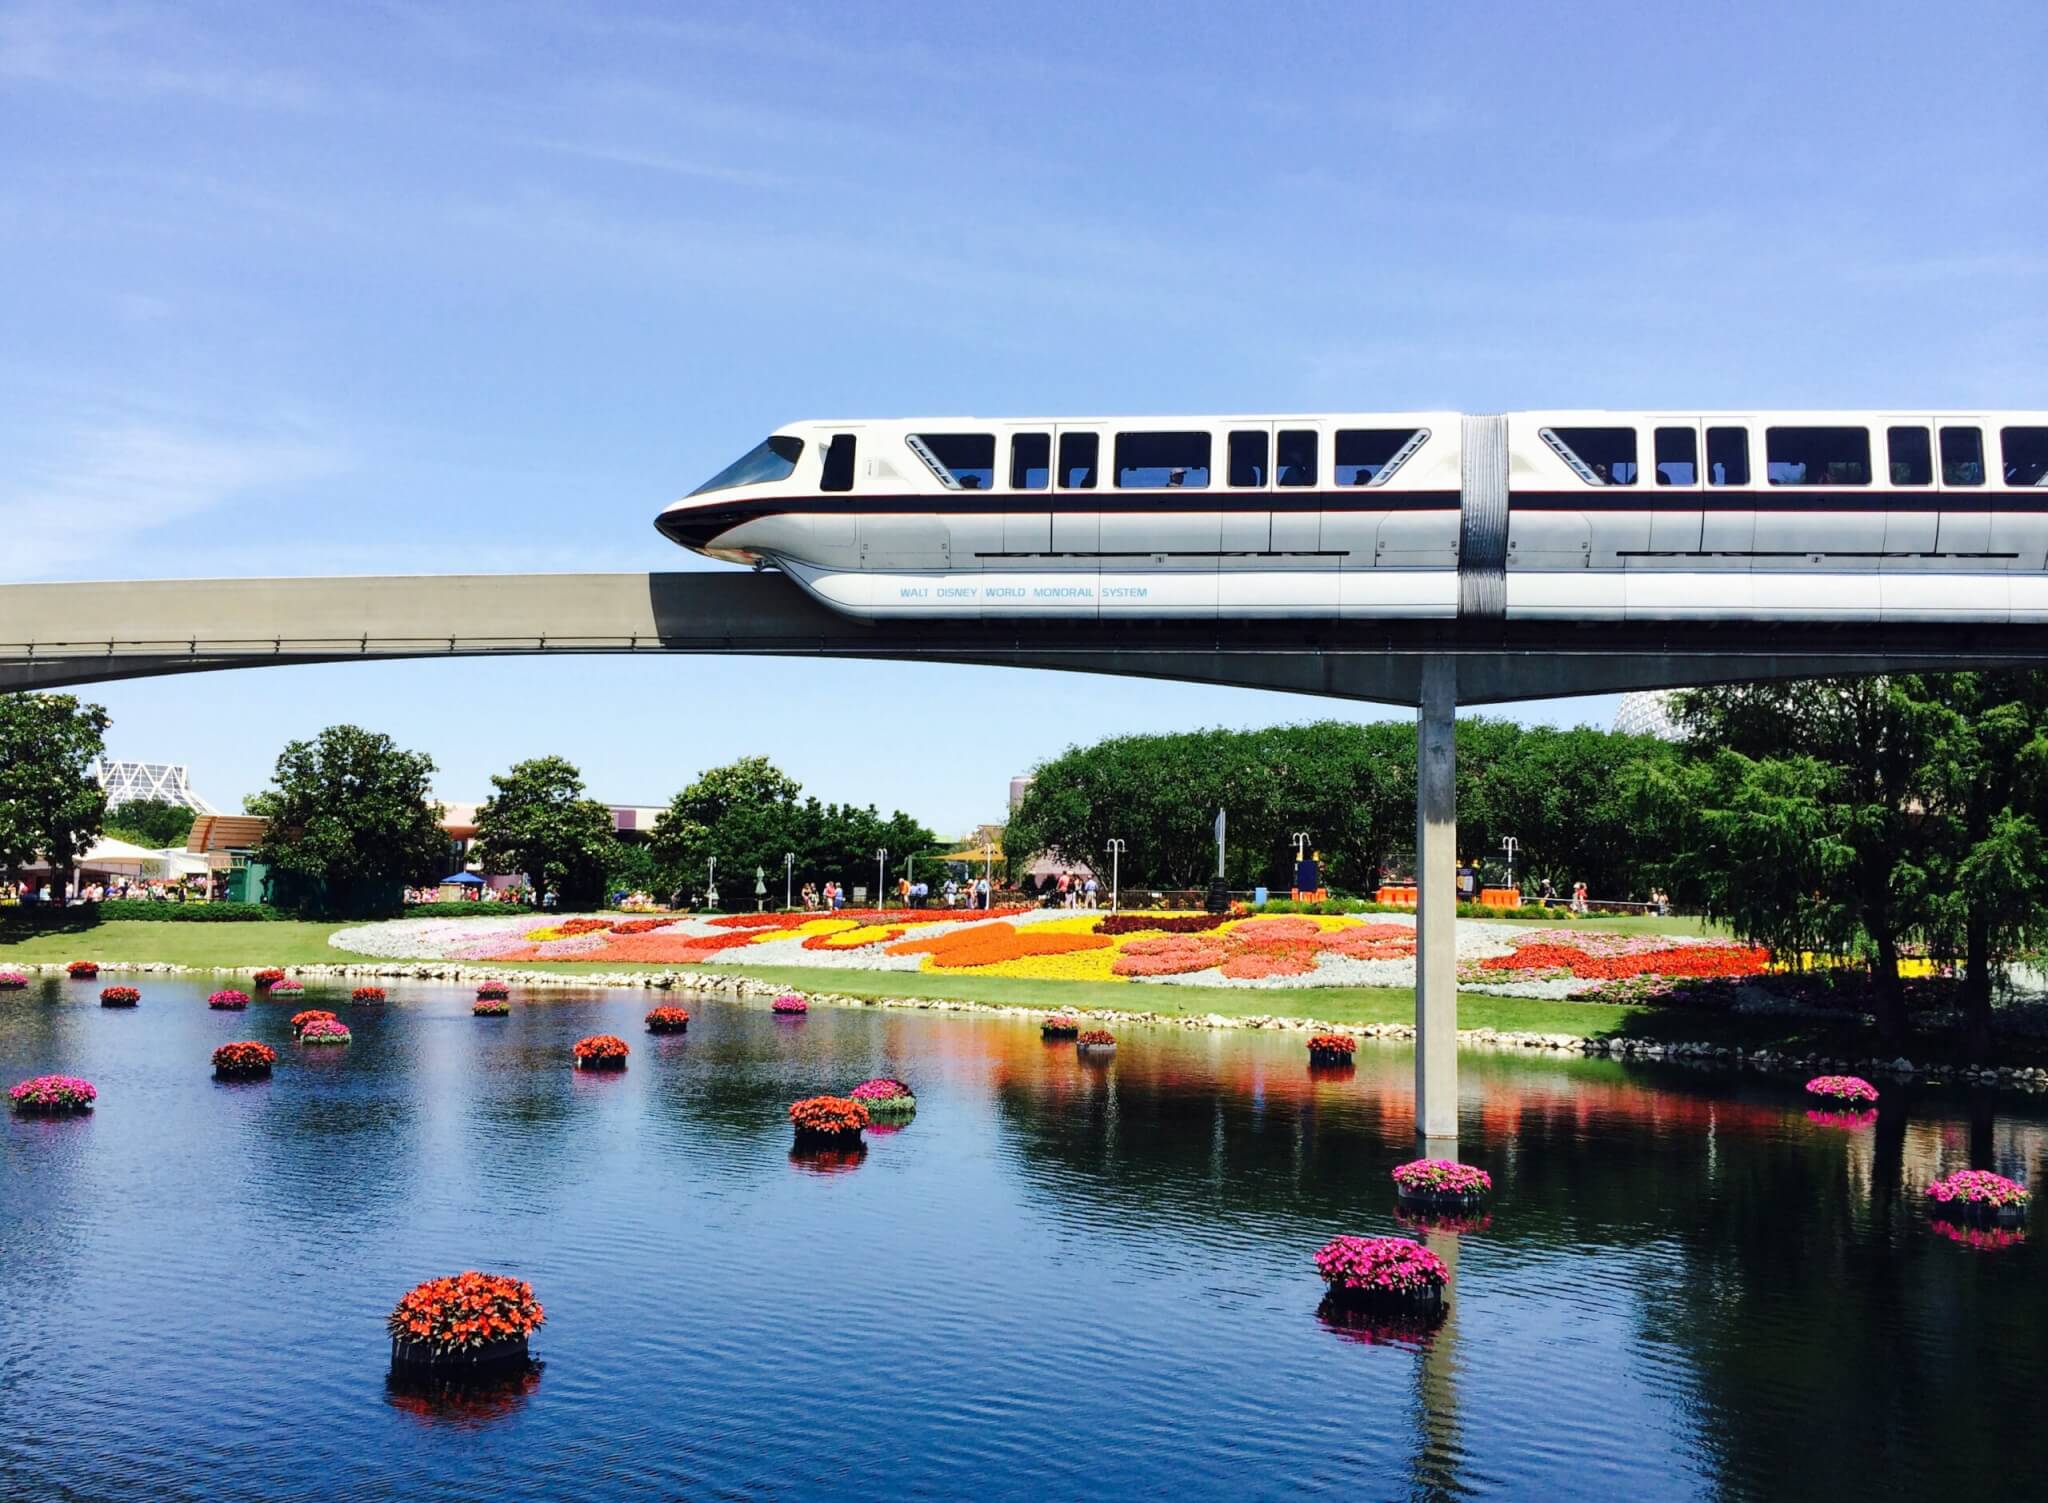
(438, 871, 486, 886)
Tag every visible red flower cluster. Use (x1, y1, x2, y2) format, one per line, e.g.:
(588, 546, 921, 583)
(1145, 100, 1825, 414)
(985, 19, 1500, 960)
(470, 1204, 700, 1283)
(9, 1075, 96, 1113)
(1307, 1032, 1356, 1062)
(475, 982, 510, 1001)
(388, 1271, 544, 1358)
(645, 1005, 691, 1034)
(1094, 912, 1231, 936)
(291, 1009, 338, 1036)
(1805, 1075, 1879, 1105)
(1041, 1015, 1080, 1038)
(1313, 1234, 1449, 1298)
(352, 987, 386, 1003)
(789, 1095, 870, 1137)
(212, 1040, 277, 1077)
(253, 968, 286, 987)
(608, 918, 667, 935)
(552, 919, 611, 937)
(572, 1033, 629, 1067)
(99, 985, 140, 1007)
(208, 989, 250, 1010)
(1077, 1029, 1117, 1047)
(66, 960, 98, 979)
(1480, 941, 1770, 980)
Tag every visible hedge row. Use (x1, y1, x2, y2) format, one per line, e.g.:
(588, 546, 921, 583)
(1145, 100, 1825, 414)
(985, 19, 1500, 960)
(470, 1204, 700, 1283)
(94, 900, 284, 922)
(1253, 897, 1571, 921)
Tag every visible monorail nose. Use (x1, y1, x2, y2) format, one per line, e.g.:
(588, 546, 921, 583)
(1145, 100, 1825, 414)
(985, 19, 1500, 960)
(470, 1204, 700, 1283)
(654, 505, 727, 553)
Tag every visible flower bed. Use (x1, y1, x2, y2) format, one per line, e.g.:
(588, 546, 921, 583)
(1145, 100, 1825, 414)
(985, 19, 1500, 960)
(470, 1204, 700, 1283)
(1041, 1014, 1080, 1038)
(291, 1009, 338, 1036)
(66, 960, 98, 979)
(388, 1271, 544, 1370)
(849, 1077, 916, 1113)
(1392, 1159, 1493, 1207)
(1095, 912, 1231, 936)
(212, 1040, 277, 1078)
(298, 1018, 351, 1046)
(9, 1074, 96, 1114)
(0, 970, 28, 990)
(572, 1034, 629, 1069)
(208, 989, 250, 1010)
(789, 1094, 869, 1142)
(99, 985, 141, 1008)
(645, 1005, 691, 1034)
(771, 993, 808, 1015)
(475, 982, 510, 1001)
(1076, 1028, 1117, 1053)
(270, 978, 304, 996)
(1927, 1169, 2031, 1224)
(472, 999, 510, 1017)
(1313, 1234, 1450, 1306)
(352, 986, 386, 1003)
(253, 968, 286, 988)
(1806, 1075, 1879, 1105)
(1307, 1032, 1356, 1065)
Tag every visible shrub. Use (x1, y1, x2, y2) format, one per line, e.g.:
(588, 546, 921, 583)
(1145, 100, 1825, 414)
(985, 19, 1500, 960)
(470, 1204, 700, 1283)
(298, 1018, 351, 1045)
(1391, 1159, 1493, 1200)
(789, 1095, 869, 1138)
(1041, 1015, 1080, 1038)
(1805, 1075, 1879, 1105)
(645, 1005, 691, 1034)
(475, 982, 510, 1001)
(94, 899, 280, 922)
(404, 901, 537, 918)
(0, 970, 29, 989)
(1313, 1234, 1449, 1299)
(352, 987, 386, 1003)
(1927, 1170, 2031, 1210)
(99, 985, 140, 1007)
(472, 999, 510, 1017)
(849, 1077, 916, 1111)
(771, 994, 808, 1015)
(9, 1074, 96, 1113)
(291, 1009, 338, 1036)
(1094, 912, 1230, 936)
(253, 969, 286, 987)
(1077, 1029, 1116, 1047)
(572, 1033, 629, 1068)
(388, 1271, 544, 1360)
(208, 989, 250, 1010)
(66, 960, 98, 979)
(1307, 1032, 1356, 1062)
(212, 1040, 277, 1077)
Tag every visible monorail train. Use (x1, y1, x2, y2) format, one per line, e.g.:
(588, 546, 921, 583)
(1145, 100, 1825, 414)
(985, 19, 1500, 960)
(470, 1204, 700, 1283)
(654, 412, 2048, 621)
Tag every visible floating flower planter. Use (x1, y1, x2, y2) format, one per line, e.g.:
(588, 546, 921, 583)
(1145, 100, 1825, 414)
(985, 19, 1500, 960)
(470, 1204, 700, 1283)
(771, 994, 808, 1015)
(1041, 1015, 1080, 1039)
(1313, 1234, 1450, 1310)
(0, 970, 28, 990)
(208, 989, 250, 1010)
(645, 1005, 690, 1034)
(1307, 1032, 1357, 1066)
(1076, 1029, 1117, 1057)
(352, 986, 386, 1003)
(212, 1040, 277, 1079)
(270, 979, 304, 997)
(789, 1094, 870, 1144)
(1926, 1169, 2031, 1225)
(9, 1074, 96, 1115)
(290, 1009, 338, 1037)
(849, 1077, 916, 1114)
(66, 960, 98, 980)
(99, 985, 140, 1008)
(472, 999, 510, 1017)
(388, 1271, 544, 1375)
(1391, 1159, 1493, 1210)
(475, 982, 510, 1002)
(1805, 1075, 1878, 1106)
(572, 1034, 629, 1070)
(253, 968, 286, 989)
(298, 1018, 351, 1046)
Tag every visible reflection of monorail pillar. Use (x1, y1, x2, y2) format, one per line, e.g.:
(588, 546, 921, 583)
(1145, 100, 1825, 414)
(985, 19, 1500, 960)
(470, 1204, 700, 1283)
(1415, 656, 1458, 1151)
(1412, 1227, 1463, 1496)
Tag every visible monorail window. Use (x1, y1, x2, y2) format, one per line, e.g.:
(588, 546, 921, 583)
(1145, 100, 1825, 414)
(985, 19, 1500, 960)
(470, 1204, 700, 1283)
(1011, 433, 1050, 490)
(1887, 426, 1932, 486)
(909, 434, 995, 489)
(2006, 428, 2048, 487)
(820, 434, 856, 493)
(1941, 427, 1985, 486)
(1229, 431, 1267, 487)
(1707, 427, 1749, 485)
(1115, 432, 1211, 488)
(689, 435, 804, 496)
(1276, 430, 1317, 487)
(1766, 427, 1870, 486)
(1544, 427, 1638, 485)
(1654, 427, 1697, 486)
(1336, 429, 1424, 486)
(1058, 432, 1099, 489)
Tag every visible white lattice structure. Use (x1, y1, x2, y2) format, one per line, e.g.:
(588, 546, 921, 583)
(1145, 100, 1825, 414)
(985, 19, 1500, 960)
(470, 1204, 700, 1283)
(91, 760, 219, 814)
(1612, 690, 1682, 741)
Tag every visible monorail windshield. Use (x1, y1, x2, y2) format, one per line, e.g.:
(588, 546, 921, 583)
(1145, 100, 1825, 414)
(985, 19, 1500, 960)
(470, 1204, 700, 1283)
(691, 435, 803, 495)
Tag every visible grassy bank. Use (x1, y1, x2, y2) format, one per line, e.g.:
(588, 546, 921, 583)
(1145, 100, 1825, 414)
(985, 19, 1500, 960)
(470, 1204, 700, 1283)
(0, 920, 376, 967)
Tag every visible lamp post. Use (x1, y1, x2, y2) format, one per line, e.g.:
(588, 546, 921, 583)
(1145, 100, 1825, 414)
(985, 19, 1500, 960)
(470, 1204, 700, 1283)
(1106, 838, 1126, 913)
(1501, 835, 1518, 894)
(983, 840, 995, 909)
(705, 856, 718, 913)
(875, 847, 887, 908)
(783, 851, 795, 911)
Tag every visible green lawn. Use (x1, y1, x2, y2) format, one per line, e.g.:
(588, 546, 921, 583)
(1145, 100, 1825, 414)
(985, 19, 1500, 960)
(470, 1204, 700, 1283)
(0, 920, 377, 967)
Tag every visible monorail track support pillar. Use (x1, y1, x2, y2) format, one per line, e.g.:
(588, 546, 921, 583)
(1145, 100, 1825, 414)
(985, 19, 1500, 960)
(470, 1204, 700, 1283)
(1415, 656, 1459, 1155)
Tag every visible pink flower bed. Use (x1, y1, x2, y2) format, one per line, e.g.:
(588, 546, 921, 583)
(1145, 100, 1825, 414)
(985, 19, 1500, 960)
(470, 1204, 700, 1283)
(771, 994, 808, 1015)
(10, 1074, 97, 1114)
(0, 970, 28, 989)
(1927, 1169, 2030, 1211)
(298, 1018, 352, 1045)
(1313, 1235, 1449, 1301)
(848, 1077, 916, 1111)
(1805, 1075, 1878, 1105)
(1392, 1159, 1493, 1201)
(208, 989, 250, 1010)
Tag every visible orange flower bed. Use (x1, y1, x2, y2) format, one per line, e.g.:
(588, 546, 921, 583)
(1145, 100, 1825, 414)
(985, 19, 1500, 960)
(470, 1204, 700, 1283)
(1479, 941, 1771, 980)
(290, 1009, 339, 1036)
(645, 1005, 691, 1034)
(387, 1271, 544, 1360)
(212, 1040, 277, 1077)
(888, 922, 1113, 970)
(1112, 934, 1230, 977)
(789, 1095, 870, 1137)
(572, 1034, 630, 1068)
(608, 919, 668, 935)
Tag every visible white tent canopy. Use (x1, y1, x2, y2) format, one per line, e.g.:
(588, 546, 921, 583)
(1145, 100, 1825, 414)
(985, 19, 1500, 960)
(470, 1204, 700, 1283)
(22, 837, 207, 879)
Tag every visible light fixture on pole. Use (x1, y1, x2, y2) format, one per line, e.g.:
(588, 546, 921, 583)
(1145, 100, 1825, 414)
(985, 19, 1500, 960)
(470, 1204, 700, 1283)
(983, 840, 995, 908)
(705, 856, 718, 912)
(783, 851, 795, 910)
(1106, 838, 1127, 913)
(1501, 834, 1519, 892)
(875, 847, 887, 907)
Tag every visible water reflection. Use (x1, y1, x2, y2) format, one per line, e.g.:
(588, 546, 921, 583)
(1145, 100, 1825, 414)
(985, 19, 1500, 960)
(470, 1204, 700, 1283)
(384, 1361, 543, 1429)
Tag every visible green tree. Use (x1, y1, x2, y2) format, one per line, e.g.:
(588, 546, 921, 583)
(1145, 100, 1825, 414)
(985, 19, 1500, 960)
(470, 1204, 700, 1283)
(471, 755, 620, 909)
(104, 796, 197, 849)
(251, 725, 448, 916)
(0, 693, 110, 896)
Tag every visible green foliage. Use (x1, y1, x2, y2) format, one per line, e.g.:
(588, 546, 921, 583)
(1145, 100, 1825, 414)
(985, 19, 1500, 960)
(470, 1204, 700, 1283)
(90, 900, 280, 922)
(250, 725, 448, 916)
(0, 693, 110, 884)
(471, 755, 619, 909)
(102, 796, 196, 849)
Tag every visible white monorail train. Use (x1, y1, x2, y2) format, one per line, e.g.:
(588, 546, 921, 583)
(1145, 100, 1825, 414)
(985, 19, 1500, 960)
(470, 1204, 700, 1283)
(655, 412, 2048, 621)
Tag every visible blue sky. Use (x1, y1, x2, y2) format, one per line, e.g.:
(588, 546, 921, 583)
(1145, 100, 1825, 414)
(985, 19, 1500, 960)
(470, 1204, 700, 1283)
(4, 0, 2044, 830)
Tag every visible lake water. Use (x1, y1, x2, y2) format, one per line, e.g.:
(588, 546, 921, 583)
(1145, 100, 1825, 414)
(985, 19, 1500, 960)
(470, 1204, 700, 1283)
(3, 976, 2044, 1502)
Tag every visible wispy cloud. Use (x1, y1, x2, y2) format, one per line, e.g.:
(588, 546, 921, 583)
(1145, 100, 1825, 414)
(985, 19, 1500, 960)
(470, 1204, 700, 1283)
(0, 1, 323, 109)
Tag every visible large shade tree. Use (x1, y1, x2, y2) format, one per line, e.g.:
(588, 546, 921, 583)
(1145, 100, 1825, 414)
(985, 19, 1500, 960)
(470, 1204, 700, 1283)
(0, 693, 110, 897)
(104, 796, 197, 849)
(251, 725, 447, 915)
(471, 755, 619, 908)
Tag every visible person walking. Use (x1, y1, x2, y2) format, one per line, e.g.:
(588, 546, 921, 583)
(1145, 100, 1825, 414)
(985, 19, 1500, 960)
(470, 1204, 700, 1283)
(1570, 880, 1589, 916)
